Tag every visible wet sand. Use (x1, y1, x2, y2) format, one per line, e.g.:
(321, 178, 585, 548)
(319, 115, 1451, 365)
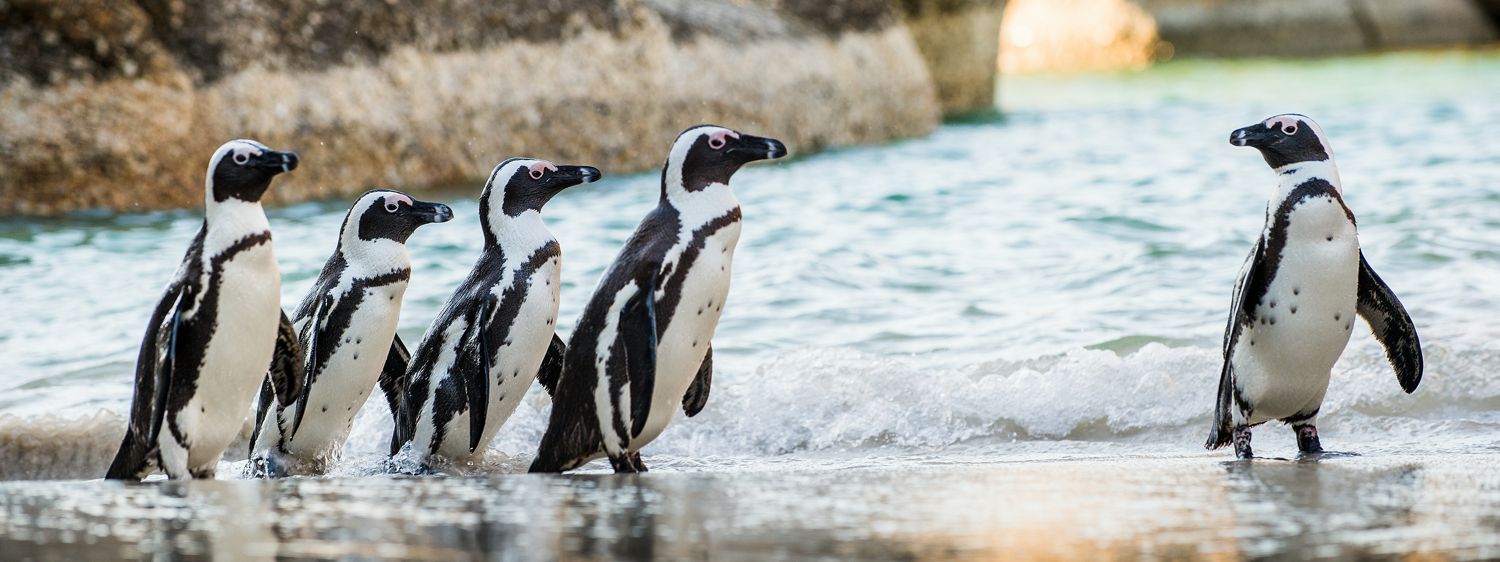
(3, 452, 1499, 561)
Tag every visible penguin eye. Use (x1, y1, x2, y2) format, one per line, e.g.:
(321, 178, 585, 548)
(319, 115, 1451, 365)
(233, 153, 249, 165)
(529, 168, 544, 180)
(384, 202, 400, 213)
(708, 137, 726, 150)
(1284, 125, 1298, 135)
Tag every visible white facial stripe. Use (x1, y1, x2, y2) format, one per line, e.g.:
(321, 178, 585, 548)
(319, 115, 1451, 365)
(1264, 116, 1299, 132)
(204, 139, 271, 202)
(664, 126, 735, 199)
(707, 129, 739, 149)
(1263, 114, 1333, 157)
(485, 159, 538, 191)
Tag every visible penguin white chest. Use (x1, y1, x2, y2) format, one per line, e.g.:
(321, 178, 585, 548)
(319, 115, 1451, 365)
(632, 220, 741, 448)
(430, 255, 562, 459)
(285, 281, 408, 457)
(181, 242, 282, 467)
(1236, 195, 1359, 423)
(476, 256, 563, 451)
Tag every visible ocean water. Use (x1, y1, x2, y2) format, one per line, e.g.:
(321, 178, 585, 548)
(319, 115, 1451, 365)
(2, 51, 1499, 481)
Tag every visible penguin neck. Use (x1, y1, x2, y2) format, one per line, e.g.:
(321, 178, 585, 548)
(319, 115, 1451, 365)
(1271, 159, 1342, 200)
(483, 209, 554, 253)
(338, 235, 412, 280)
(663, 181, 740, 219)
(203, 197, 271, 251)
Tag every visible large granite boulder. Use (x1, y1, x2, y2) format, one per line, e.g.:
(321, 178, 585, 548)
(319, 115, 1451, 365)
(0, 0, 1001, 215)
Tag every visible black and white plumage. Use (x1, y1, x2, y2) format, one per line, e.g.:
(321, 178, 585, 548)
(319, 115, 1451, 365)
(105, 139, 301, 480)
(530, 125, 786, 474)
(1205, 114, 1422, 460)
(247, 190, 453, 476)
(391, 158, 600, 465)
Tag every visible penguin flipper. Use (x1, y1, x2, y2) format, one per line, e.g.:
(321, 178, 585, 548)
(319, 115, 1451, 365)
(290, 297, 331, 440)
(379, 334, 413, 455)
(1207, 239, 1264, 450)
(1356, 251, 1423, 393)
(682, 345, 712, 417)
(465, 297, 496, 453)
(268, 310, 306, 409)
(107, 278, 186, 480)
(249, 377, 274, 460)
(537, 334, 566, 397)
(622, 272, 659, 438)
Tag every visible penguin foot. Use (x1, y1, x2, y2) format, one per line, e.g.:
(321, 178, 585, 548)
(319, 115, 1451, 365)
(1232, 425, 1253, 460)
(609, 453, 640, 474)
(629, 452, 648, 473)
(1293, 424, 1322, 454)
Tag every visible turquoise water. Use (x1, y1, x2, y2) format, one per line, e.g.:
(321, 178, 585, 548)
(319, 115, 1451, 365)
(1, 51, 1499, 478)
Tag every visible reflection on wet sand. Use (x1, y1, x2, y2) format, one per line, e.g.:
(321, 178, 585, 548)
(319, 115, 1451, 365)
(2, 455, 1498, 561)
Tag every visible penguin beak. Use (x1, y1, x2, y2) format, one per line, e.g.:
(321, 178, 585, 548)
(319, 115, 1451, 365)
(253, 150, 300, 174)
(1229, 125, 1274, 148)
(726, 134, 788, 163)
(549, 165, 603, 190)
(411, 200, 454, 224)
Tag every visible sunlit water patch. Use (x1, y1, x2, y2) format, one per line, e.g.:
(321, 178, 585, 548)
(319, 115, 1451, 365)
(1, 51, 1499, 480)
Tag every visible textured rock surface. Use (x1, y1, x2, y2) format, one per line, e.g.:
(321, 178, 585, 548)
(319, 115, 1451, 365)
(1136, 0, 1497, 58)
(0, 0, 964, 215)
(899, 0, 1005, 114)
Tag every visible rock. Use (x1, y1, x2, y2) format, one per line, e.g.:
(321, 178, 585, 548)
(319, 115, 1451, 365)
(1138, 0, 1370, 57)
(1134, 0, 1498, 58)
(0, 0, 1000, 215)
(899, 0, 1006, 114)
(999, 0, 1159, 73)
(1356, 0, 1497, 48)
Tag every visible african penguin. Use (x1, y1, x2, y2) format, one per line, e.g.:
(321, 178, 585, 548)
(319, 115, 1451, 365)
(247, 189, 453, 476)
(105, 139, 302, 480)
(1205, 114, 1423, 460)
(530, 125, 787, 473)
(391, 158, 601, 467)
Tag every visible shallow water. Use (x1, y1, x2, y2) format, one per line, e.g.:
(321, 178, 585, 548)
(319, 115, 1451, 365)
(4, 454, 1500, 561)
(2, 51, 1500, 484)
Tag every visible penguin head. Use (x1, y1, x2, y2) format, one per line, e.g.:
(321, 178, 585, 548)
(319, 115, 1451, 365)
(1230, 114, 1332, 169)
(342, 189, 453, 246)
(205, 139, 299, 203)
(664, 125, 788, 197)
(479, 157, 601, 218)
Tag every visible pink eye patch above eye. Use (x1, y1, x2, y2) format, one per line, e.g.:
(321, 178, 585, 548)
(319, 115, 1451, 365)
(528, 161, 558, 179)
(386, 193, 413, 207)
(707, 129, 739, 148)
(1265, 116, 1300, 132)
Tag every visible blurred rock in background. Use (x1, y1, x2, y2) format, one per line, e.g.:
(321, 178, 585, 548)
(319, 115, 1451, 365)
(1000, 0, 1160, 73)
(1001, 0, 1499, 73)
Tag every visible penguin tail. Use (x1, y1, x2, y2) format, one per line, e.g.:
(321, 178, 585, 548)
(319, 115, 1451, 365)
(527, 456, 561, 474)
(1204, 425, 1232, 450)
(105, 429, 151, 480)
(529, 415, 601, 474)
(528, 432, 568, 474)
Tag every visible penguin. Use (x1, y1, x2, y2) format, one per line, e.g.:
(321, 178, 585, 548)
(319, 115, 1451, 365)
(391, 158, 601, 466)
(105, 139, 303, 480)
(1205, 114, 1423, 460)
(247, 189, 453, 476)
(530, 125, 787, 473)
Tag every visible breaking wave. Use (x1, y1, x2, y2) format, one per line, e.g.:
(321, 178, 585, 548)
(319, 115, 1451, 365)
(3, 341, 1495, 481)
